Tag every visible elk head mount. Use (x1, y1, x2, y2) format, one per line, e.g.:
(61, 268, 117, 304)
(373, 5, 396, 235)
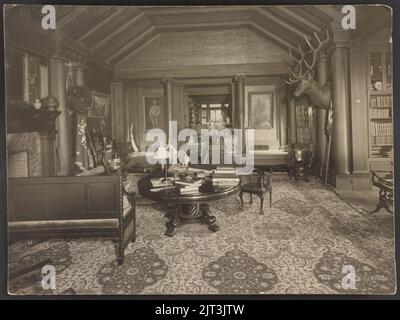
(285, 30, 331, 110)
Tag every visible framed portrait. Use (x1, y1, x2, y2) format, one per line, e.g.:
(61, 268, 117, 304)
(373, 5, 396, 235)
(88, 91, 110, 118)
(248, 91, 274, 129)
(144, 96, 165, 130)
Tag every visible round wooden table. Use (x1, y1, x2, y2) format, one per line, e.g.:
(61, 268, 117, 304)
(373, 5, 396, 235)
(138, 175, 240, 237)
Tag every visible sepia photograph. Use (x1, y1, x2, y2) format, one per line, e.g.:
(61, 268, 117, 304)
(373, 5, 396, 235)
(3, 4, 396, 298)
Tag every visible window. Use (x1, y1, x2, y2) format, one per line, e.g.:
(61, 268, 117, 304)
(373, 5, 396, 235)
(201, 103, 225, 125)
(189, 95, 232, 129)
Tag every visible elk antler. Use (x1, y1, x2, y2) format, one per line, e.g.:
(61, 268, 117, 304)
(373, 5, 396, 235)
(285, 44, 309, 84)
(303, 29, 330, 70)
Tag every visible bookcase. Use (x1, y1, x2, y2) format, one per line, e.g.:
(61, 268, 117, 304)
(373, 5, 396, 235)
(368, 50, 393, 171)
(294, 97, 316, 147)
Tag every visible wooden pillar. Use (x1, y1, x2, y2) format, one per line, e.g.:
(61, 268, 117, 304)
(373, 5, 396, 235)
(278, 81, 287, 150)
(162, 78, 173, 136)
(349, 45, 369, 175)
(111, 81, 124, 150)
(50, 56, 71, 176)
(288, 96, 296, 146)
(22, 54, 30, 103)
(235, 75, 245, 129)
(173, 85, 185, 132)
(73, 64, 85, 86)
(332, 45, 351, 175)
(316, 53, 329, 170)
(230, 80, 236, 127)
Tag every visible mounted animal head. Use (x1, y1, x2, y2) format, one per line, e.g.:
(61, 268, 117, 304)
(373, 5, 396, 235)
(285, 30, 331, 109)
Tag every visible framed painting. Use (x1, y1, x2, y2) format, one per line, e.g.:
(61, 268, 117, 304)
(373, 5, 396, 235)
(248, 91, 274, 129)
(88, 91, 110, 118)
(144, 96, 165, 130)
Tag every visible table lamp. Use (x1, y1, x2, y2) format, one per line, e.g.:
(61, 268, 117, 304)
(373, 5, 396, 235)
(154, 142, 172, 183)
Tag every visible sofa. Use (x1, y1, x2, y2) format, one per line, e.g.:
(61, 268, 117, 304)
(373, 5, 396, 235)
(8, 175, 136, 265)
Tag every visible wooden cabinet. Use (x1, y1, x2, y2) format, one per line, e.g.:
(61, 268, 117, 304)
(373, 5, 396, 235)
(367, 49, 393, 171)
(294, 97, 316, 147)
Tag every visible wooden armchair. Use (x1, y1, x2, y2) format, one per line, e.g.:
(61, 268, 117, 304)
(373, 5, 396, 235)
(370, 170, 393, 214)
(239, 169, 272, 214)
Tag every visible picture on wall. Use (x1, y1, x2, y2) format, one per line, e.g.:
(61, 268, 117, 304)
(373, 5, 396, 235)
(88, 91, 110, 118)
(144, 96, 165, 130)
(248, 91, 274, 129)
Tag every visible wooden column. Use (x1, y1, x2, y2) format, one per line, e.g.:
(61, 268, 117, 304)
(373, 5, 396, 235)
(230, 80, 236, 128)
(332, 45, 351, 175)
(235, 75, 245, 129)
(278, 81, 287, 150)
(111, 81, 125, 150)
(50, 55, 71, 176)
(316, 53, 329, 171)
(73, 63, 85, 86)
(22, 54, 30, 103)
(349, 45, 369, 175)
(173, 85, 185, 132)
(287, 96, 296, 146)
(162, 78, 174, 136)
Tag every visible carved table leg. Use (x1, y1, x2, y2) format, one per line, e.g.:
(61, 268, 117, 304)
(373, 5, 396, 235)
(165, 208, 181, 237)
(200, 203, 220, 232)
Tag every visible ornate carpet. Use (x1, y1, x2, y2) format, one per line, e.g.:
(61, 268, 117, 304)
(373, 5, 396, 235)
(8, 176, 396, 295)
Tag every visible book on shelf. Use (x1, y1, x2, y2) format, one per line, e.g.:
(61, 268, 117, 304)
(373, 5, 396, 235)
(370, 95, 392, 108)
(370, 108, 391, 118)
(371, 135, 393, 145)
(369, 122, 393, 136)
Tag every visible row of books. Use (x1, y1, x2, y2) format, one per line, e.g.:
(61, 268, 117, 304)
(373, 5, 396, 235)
(212, 166, 240, 187)
(371, 135, 393, 145)
(296, 128, 315, 145)
(370, 108, 391, 118)
(370, 122, 393, 136)
(370, 95, 392, 108)
(371, 145, 393, 158)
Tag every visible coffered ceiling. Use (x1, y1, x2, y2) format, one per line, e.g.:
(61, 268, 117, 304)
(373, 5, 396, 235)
(5, 5, 391, 68)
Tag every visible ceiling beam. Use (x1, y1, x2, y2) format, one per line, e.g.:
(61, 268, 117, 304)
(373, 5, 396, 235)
(76, 8, 123, 42)
(254, 7, 310, 39)
(276, 6, 322, 33)
(57, 7, 88, 30)
(92, 9, 144, 52)
(154, 21, 249, 32)
(114, 62, 289, 80)
(142, 6, 250, 16)
(313, 5, 342, 21)
(105, 26, 157, 64)
(112, 32, 159, 65)
(249, 22, 298, 52)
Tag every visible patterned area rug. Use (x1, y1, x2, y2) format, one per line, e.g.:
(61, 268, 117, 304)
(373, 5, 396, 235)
(8, 176, 396, 295)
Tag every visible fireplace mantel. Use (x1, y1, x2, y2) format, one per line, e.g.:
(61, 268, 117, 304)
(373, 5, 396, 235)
(7, 100, 60, 177)
(6, 100, 61, 134)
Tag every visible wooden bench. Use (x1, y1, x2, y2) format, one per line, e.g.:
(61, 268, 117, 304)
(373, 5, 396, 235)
(8, 175, 136, 265)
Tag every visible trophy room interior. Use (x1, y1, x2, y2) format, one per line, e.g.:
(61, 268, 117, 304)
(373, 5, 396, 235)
(4, 5, 395, 295)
